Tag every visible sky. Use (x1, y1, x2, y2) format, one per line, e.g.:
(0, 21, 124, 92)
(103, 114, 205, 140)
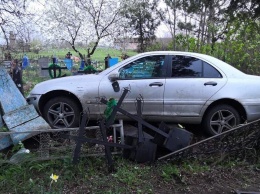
(0, 0, 171, 46)
(28, 0, 172, 38)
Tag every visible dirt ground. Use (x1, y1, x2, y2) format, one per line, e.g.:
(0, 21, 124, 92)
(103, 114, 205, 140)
(154, 164, 260, 194)
(151, 129, 260, 194)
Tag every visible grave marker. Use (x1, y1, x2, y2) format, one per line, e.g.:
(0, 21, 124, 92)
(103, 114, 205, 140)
(0, 67, 50, 149)
(0, 68, 27, 113)
(38, 57, 50, 77)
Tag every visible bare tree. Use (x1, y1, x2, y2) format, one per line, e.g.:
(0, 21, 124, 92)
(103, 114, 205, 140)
(40, 1, 85, 59)
(0, 0, 35, 50)
(162, 0, 183, 50)
(75, 0, 123, 59)
(41, 0, 123, 62)
(0, 0, 43, 56)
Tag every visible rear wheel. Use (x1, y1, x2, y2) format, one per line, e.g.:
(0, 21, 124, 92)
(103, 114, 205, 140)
(202, 104, 240, 136)
(43, 97, 80, 128)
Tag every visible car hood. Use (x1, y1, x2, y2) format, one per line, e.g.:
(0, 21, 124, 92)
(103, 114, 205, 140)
(29, 74, 104, 95)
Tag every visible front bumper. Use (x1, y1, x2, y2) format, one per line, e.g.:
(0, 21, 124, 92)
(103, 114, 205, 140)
(26, 94, 41, 113)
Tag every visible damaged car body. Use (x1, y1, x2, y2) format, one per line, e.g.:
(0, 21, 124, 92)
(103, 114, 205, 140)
(27, 51, 260, 136)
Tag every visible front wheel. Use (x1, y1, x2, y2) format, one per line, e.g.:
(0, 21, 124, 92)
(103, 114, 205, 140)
(202, 104, 240, 136)
(43, 97, 80, 128)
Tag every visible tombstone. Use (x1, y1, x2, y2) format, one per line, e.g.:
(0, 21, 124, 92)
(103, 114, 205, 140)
(3, 105, 50, 144)
(0, 103, 13, 150)
(38, 57, 50, 77)
(64, 59, 73, 70)
(0, 134, 12, 150)
(109, 58, 118, 67)
(0, 67, 27, 113)
(0, 67, 50, 149)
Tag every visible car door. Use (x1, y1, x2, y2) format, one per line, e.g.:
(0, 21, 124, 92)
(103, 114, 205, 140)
(98, 54, 168, 118)
(164, 55, 227, 117)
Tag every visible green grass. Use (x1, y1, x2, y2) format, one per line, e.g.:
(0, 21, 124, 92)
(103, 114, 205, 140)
(20, 47, 137, 96)
(0, 155, 259, 193)
(18, 48, 137, 62)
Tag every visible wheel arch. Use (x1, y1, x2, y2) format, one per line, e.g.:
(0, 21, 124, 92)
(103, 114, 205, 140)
(38, 90, 83, 115)
(202, 98, 247, 123)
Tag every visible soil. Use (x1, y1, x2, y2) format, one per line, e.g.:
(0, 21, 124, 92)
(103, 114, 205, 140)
(150, 125, 260, 194)
(153, 164, 260, 194)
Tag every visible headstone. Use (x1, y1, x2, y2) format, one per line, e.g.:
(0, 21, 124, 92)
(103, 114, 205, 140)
(9, 116, 50, 145)
(109, 58, 118, 67)
(0, 102, 12, 150)
(0, 67, 51, 149)
(3, 104, 50, 145)
(0, 67, 27, 114)
(64, 59, 73, 70)
(0, 135, 12, 150)
(3, 104, 38, 129)
(38, 57, 50, 77)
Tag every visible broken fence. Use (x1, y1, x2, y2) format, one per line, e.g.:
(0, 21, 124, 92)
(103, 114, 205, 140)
(159, 119, 260, 162)
(0, 121, 124, 164)
(0, 115, 260, 165)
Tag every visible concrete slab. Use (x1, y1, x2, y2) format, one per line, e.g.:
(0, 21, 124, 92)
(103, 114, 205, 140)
(3, 105, 38, 129)
(0, 135, 12, 150)
(10, 116, 50, 145)
(0, 68, 27, 114)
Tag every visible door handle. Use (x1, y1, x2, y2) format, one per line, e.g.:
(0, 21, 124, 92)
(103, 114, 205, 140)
(204, 81, 217, 86)
(149, 82, 163, 87)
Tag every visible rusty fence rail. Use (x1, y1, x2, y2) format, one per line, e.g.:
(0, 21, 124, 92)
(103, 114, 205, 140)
(158, 119, 260, 162)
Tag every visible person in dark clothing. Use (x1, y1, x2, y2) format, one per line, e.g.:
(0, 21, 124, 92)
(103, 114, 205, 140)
(11, 59, 24, 95)
(104, 54, 111, 69)
(121, 53, 129, 60)
(65, 52, 72, 59)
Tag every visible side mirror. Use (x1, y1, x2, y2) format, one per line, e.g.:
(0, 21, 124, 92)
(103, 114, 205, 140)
(108, 73, 119, 81)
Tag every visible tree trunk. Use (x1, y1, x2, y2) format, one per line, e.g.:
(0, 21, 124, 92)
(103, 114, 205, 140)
(173, 0, 176, 50)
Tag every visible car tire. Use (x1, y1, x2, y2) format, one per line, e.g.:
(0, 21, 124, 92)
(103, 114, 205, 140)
(202, 104, 240, 136)
(43, 97, 80, 128)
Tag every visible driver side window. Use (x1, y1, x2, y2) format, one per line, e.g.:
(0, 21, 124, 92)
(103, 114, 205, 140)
(118, 55, 166, 79)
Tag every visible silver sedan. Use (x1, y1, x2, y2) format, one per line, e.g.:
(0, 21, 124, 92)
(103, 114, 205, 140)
(27, 51, 260, 136)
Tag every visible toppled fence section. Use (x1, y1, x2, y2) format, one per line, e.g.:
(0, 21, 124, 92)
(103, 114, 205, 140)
(0, 67, 50, 150)
(158, 120, 260, 162)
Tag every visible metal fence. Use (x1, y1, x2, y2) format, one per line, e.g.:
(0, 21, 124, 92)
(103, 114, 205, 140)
(159, 120, 260, 163)
(0, 122, 123, 165)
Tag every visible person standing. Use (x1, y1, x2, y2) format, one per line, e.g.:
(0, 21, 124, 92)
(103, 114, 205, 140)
(22, 54, 30, 70)
(65, 52, 72, 59)
(11, 59, 24, 95)
(104, 54, 111, 69)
